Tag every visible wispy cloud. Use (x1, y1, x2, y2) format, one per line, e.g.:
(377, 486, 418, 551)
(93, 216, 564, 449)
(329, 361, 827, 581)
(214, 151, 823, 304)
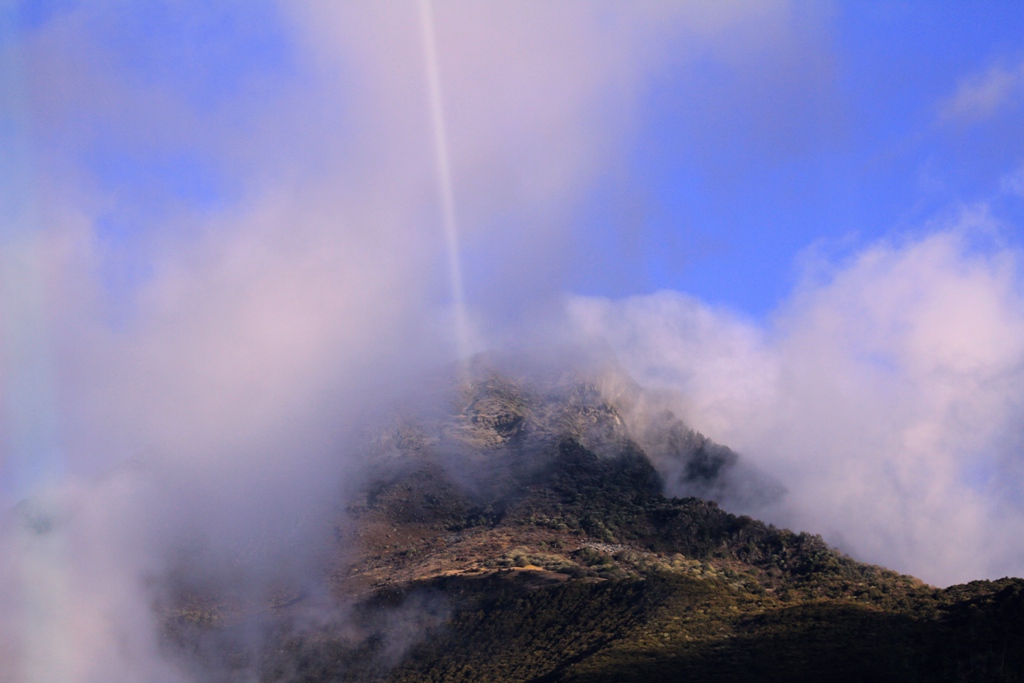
(1001, 163, 1024, 198)
(940, 59, 1024, 123)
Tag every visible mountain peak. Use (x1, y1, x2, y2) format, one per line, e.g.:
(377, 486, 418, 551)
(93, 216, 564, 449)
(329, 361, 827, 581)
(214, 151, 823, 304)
(161, 367, 1024, 682)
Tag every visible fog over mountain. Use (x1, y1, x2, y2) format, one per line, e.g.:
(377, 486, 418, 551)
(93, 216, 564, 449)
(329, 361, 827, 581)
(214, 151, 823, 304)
(2, 2, 1024, 680)
(568, 227, 1024, 585)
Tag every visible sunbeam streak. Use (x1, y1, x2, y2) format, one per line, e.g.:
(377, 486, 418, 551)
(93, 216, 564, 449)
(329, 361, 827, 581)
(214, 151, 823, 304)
(417, 0, 471, 371)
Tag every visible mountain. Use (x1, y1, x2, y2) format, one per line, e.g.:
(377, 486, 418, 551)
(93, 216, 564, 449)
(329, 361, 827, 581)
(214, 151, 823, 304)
(163, 365, 1024, 682)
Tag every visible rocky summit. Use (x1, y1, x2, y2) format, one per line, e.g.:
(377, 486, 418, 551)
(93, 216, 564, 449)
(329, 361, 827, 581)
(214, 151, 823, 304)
(164, 367, 1024, 682)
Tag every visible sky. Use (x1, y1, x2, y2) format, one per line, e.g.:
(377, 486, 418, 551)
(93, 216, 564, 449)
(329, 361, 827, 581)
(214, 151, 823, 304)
(2, 1, 1024, 679)
(5, 2, 1024, 315)
(576, 3, 1024, 311)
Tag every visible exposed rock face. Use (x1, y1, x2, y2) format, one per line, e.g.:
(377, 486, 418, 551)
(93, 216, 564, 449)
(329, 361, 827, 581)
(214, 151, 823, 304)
(364, 361, 776, 514)
(161, 364, 1024, 683)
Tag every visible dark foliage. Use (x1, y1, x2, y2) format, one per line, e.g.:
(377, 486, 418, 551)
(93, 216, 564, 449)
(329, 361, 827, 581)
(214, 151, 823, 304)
(164, 376, 1024, 682)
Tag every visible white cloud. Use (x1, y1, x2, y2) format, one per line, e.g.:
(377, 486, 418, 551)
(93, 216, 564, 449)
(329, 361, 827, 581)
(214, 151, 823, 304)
(570, 228, 1024, 586)
(3, 1, 814, 679)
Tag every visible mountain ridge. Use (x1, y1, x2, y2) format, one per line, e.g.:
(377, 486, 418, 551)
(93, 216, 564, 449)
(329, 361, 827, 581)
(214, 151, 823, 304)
(162, 366, 1024, 682)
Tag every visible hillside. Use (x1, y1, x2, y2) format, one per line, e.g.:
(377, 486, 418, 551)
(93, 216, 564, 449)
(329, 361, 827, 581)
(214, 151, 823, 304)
(164, 369, 1024, 682)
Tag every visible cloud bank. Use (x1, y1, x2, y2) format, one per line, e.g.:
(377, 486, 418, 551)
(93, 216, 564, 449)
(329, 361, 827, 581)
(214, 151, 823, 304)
(570, 224, 1024, 586)
(3, 1, 1024, 680)
(2, 1, 811, 680)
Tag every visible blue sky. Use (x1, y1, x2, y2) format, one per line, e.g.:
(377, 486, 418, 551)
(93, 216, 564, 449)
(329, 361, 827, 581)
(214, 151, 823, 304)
(573, 2, 1024, 314)
(5, 2, 1023, 320)
(5, 1, 1024, 597)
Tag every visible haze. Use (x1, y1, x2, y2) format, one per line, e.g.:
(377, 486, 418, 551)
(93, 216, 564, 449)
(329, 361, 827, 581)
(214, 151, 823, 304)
(2, 2, 1024, 680)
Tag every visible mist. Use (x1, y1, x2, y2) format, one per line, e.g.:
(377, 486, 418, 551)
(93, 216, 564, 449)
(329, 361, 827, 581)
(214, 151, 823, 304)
(569, 224, 1024, 586)
(2, 1, 1024, 680)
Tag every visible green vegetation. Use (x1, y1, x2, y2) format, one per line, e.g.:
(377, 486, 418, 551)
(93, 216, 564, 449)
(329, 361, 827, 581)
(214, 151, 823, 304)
(165, 375, 1024, 682)
(217, 568, 1024, 682)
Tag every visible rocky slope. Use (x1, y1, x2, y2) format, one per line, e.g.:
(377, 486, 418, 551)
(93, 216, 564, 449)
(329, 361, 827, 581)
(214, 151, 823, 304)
(164, 367, 1024, 682)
